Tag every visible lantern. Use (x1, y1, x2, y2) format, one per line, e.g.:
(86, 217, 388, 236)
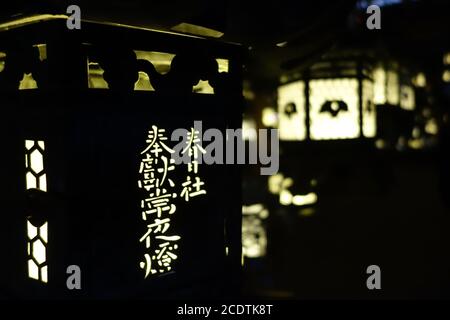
(0, 15, 242, 299)
(277, 56, 376, 141)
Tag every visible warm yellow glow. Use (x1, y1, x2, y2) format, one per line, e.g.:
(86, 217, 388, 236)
(444, 53, 450, 65)
(386, 70, 400, 105)
(259, 209, 269, 219)
(35, 44, 47, 62)
(374, 67, 400, 105)
(133, 51, 175, 91)
(242, 204, 268, 258)
(277, 81, 306, 140)
(138, 126, 199, 277)
(268, 173, 284, 194)
(170, 22, 224, 38)
(262, 107, 278, 127)
(192, 59, 229, 94)
(425, 119, 439, 135)
(279, 189, 293, 206)
(375, 139, 386, 149)
(400, 85, 415, 110)
(412, 127, 421, 139)
(19, 74, 38, 90)
(362, 79, 376, 137)
(193, 80, 214, 94)
(309, 78, 359, 140)
(242, 204, 264, 215)
(408, 138, 424, 149)
(413, 72, 426, 88)
(281, 177, 293, 189)
(87, 61, 109, 89)
(216, 59, 229, 73)
(0, 14, 68, 31)
(373, 67, 386, 105)
(292, 192, 318, 206)
(443, 70, 450, 83)
(299, 207, 315, 217)
(0, 52, 5, 73)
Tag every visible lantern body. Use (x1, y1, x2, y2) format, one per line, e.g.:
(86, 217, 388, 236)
(0, 17, 242, 299)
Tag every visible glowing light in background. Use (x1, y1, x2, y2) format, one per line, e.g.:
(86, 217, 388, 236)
(292, 193, 318, 206)
(170, 23, 224, 38)
(375, 139, 386, 149)
(262, 107, 278, 127)
(374, 66, 401, 106)
(362, 79, 377, 137)
(269, 173, 318, 208)
(268, 173, 284, 194)
(400, 85, 415, 110)
(309, 79, 359, 140)
(25, 140, 48, 283)
(412, 72, 426, 88)
(386, 70, 400, 105)
(242, 204, 269, 258)
(425, 118, 439, 135)
(442, 70, 450, 83)
(443, 52, 450, 65)
(373, 67, 386, 105)
(279, 189, 293, 206)
(277, 81, 306, 141)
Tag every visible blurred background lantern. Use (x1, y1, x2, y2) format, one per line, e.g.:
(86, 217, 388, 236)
(277, 51, 376, 141)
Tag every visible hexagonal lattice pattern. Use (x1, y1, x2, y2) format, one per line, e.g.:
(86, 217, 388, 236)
(25, 140, 48, 283)
(32, 239, 46, 265)
(25, 140, 47, 192)
(27, 221, 48, 283)
(30, 149, 44, 174)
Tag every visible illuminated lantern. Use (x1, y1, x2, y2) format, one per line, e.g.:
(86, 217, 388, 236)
(373, 62, 416, 148)
(278, 57, 376, 141)
(0, 16, 242, 298)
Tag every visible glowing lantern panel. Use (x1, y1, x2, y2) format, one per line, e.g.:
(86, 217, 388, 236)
(309, 79, 360, 140)
(277, 81, 306, 141)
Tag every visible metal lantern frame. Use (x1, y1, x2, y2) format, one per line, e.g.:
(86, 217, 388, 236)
(0, 17, 243, 299)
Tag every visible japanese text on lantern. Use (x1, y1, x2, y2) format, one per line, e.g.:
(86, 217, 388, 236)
(180, 127, 207, 201)
(138, 125, 207, 278)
